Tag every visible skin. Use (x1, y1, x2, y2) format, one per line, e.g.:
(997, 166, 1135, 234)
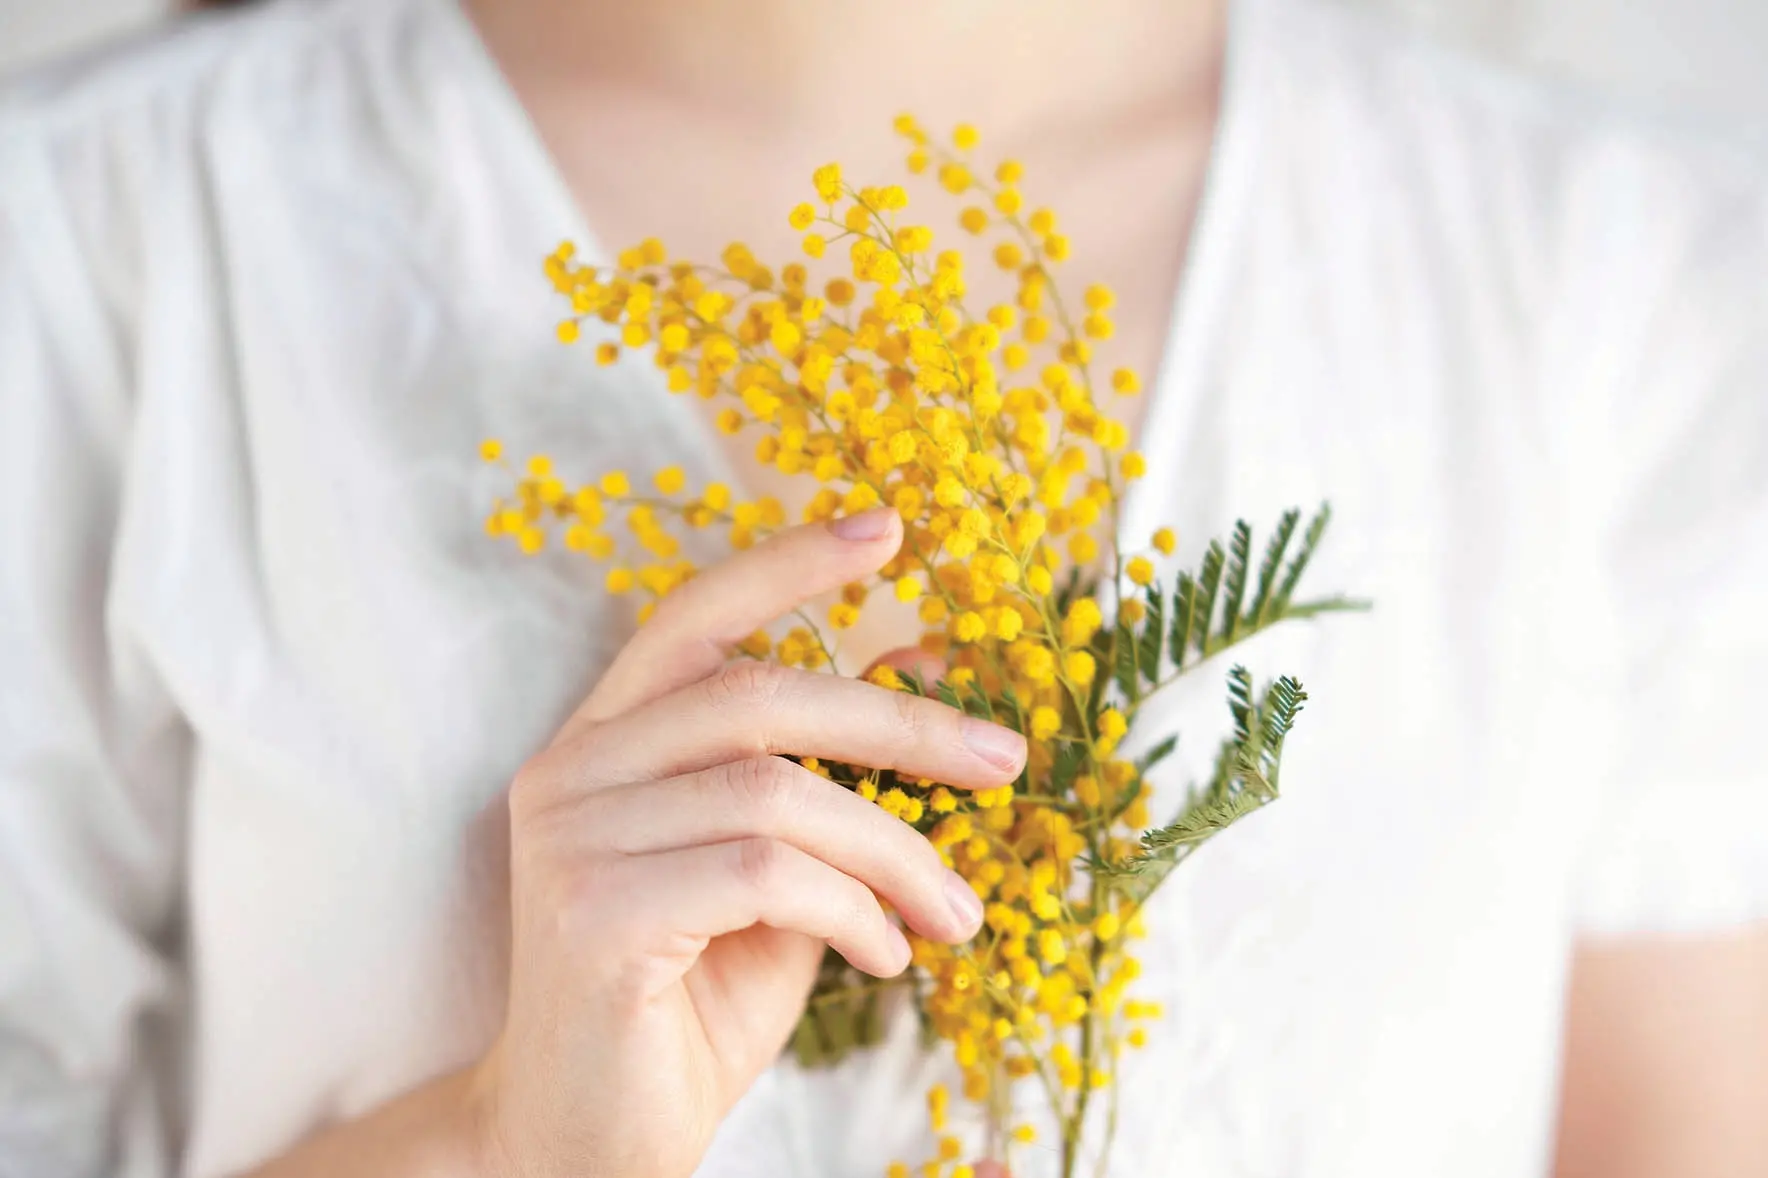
(240, 1, 1768, 1174)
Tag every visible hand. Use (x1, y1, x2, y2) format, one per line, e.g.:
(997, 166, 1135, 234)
(468, 508, 1027, 1178)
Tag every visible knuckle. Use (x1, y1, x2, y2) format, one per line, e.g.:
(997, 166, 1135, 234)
(725, 756, 805, 826)
(707, 660, 789, 711)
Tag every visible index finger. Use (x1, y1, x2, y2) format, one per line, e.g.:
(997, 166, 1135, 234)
(569, 507, 903, 729)
(556, 662, 1027, 793)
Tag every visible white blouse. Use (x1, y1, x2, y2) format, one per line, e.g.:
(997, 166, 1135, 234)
(2, 0, 1765, 1175)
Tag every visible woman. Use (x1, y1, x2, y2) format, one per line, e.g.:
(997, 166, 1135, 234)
(2, 0, 1764, 1175)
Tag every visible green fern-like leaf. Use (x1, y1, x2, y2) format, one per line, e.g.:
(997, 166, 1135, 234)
(1225, 664, 1256, 745)
(1137, 584, 1166, 684)
(1247, 508, 1301, 628)
(959, 677, 995, 722)
(1169, 572, 1203, 667)
(1275, 503, 1331, 612)
(1111, 612, 1138, 698)
(1260, 675, 1306, 751)
(1280, 594, 1371, 620)
(1098, 668, 1308, 893)
(1048, 737, 1089, 800)
(1220, 520, 1253, 644)
(1144, 790, 1266, 854)
(1194, 540, 1226, 656)
(1155, 504, 1368, 688)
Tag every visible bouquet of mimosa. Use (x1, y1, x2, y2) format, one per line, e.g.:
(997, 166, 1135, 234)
(482, 117, 1361, 1177)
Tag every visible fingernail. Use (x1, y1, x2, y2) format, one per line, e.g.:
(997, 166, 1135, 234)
(944, 871, 984, 935)
(828, 507, 895, 542)
(961, 717, 1027, 773)
(885, 922, 913, 971)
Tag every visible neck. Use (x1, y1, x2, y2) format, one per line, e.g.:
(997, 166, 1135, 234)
(466, 0, 1227, 150)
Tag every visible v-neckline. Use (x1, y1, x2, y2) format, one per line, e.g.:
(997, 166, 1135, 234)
(434, 0, 1260, 560)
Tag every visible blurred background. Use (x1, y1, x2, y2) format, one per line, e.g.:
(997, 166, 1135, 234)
(3, 0, 1767, 131)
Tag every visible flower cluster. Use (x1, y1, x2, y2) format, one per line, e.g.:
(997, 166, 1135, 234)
(483, 118, 1349, 1178)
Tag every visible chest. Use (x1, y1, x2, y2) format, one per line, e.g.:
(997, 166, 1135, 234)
(539, 108, 1214, 501)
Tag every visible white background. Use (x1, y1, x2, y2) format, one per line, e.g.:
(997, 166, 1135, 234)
(3, 0, 1768, 131)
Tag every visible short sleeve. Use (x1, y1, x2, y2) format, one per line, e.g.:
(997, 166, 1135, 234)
(0, 111, 190, 1177)
(1570, 134, 1768, 938)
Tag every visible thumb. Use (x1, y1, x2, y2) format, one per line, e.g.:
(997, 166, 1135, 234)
(572, 508, 903, 726)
